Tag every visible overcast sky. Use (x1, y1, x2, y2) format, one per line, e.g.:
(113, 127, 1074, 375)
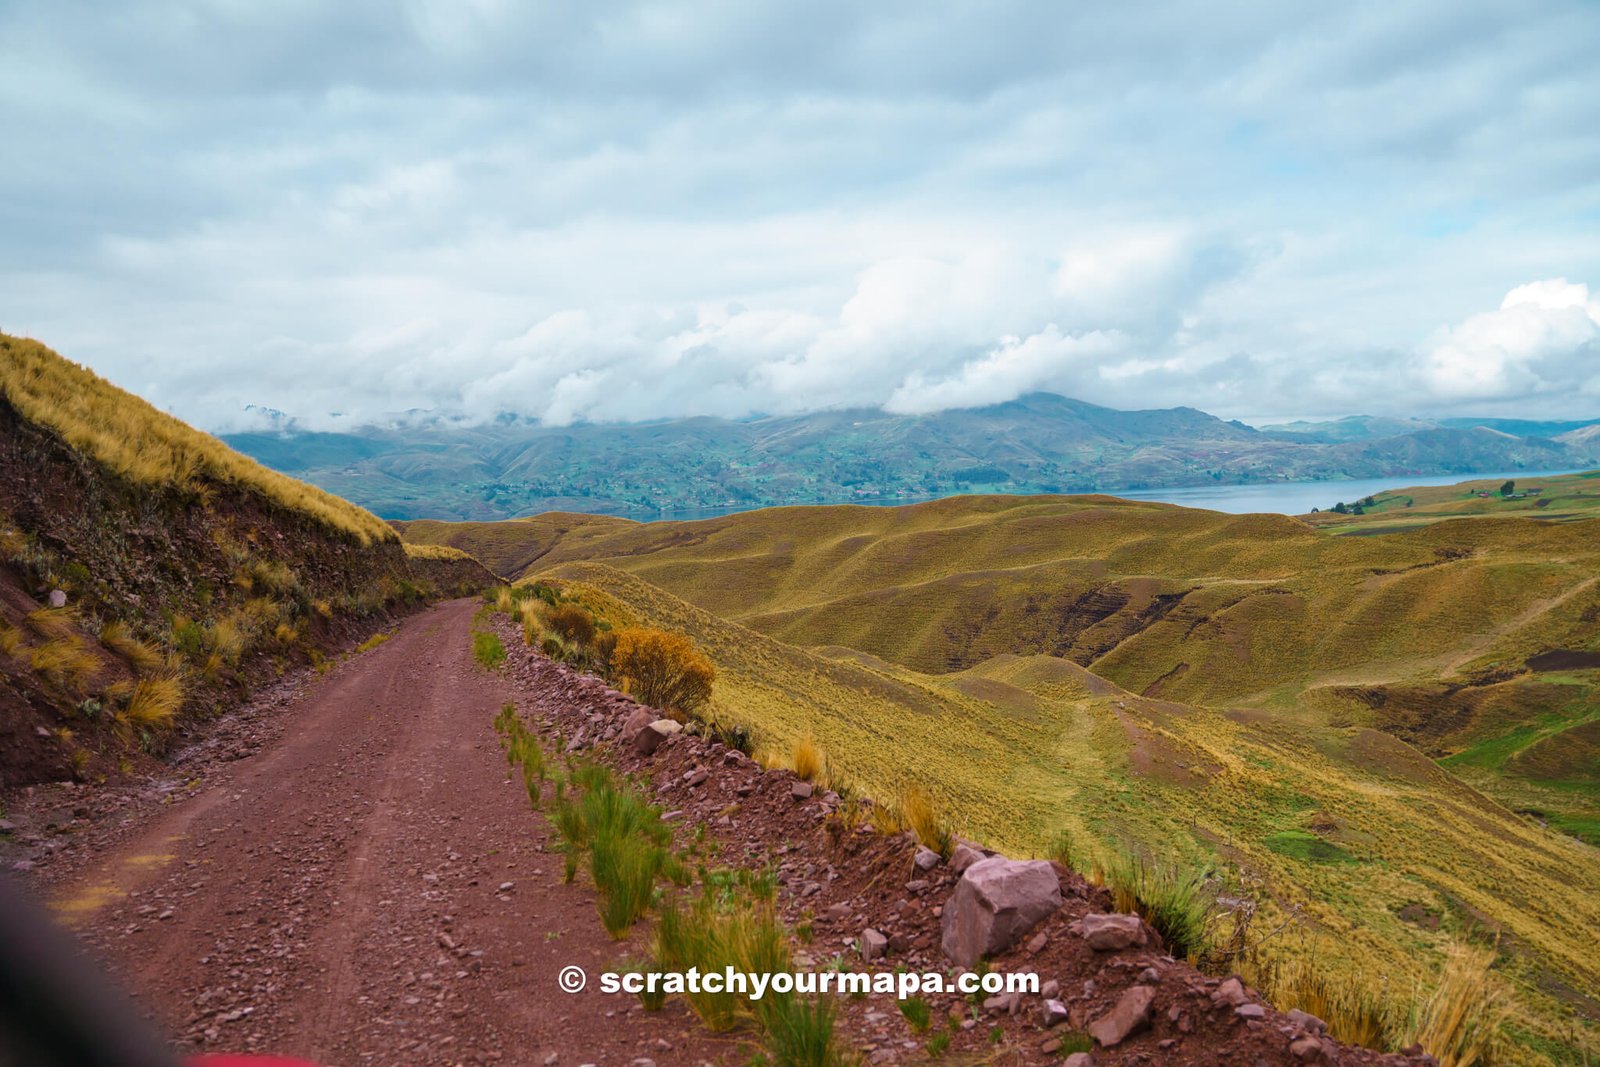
(3, 1, 1599, 430)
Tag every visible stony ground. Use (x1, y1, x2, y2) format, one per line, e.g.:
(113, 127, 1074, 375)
(6, 598, 1439, 1066)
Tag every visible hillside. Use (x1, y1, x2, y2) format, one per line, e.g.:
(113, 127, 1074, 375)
(531, 561, 1600, 1061)
(226, 394, 1600, 520)
(0, 333, 494, 788)
(402, 490, 1600, 843)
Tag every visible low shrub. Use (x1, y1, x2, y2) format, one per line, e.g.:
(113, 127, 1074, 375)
(610, 626, 714, 714)
(548, 602, 597, 648)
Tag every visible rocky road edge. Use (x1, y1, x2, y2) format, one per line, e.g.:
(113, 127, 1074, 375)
(493, 614, 1439, 1067)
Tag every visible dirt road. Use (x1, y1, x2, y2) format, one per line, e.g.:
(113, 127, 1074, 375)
(47, 598, 729, 1066)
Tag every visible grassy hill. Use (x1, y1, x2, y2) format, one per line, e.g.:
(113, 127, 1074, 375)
(534, 561, 1600, 1061)
(405, 486, 1600, 916)
(0, 333, 492, 787)
(1304, 469, 1600, 532)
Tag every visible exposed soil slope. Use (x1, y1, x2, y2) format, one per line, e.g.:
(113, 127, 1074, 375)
(0, 335, 498, 790)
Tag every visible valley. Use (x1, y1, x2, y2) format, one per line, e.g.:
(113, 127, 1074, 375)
(400, 488, 1600, 1061)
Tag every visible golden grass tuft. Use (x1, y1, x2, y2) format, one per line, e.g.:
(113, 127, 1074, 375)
(121, 676, 184, 732)
(791, 735, 824, 782)
(517, 598, 545, 644)
(30, 636, 99, 690)
(0, 333, 395, 545)
(899, 785, 952, 859)
(1241, 945, 1395, 1050)
(206, 616, 249, 663)
(25, 607, 75, 639)
(0, 618, 21, 658)
(100, 621, 163, 673)
(1406, 943, 1511, 1067)
(355, 631, 391, 653)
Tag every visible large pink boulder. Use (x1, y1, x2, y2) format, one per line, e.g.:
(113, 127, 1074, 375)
(939, 857, 1062, 967)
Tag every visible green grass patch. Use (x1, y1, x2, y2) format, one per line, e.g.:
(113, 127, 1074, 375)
(1264, 830, 1357, 864)
(472, 630, 506, 669)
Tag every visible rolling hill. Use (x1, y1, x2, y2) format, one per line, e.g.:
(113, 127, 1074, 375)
(407, 493, 1600, 839)
(224, 394, 1600, 520)
(529, 560, 1600, 1062)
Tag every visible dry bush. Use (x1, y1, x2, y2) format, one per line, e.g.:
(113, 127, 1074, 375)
(611, 626, 714, 713)
(548, 602, 597, 648)
(100, 621, 163, 673)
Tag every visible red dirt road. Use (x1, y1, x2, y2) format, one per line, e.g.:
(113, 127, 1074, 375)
(48, 598, 730, 1066)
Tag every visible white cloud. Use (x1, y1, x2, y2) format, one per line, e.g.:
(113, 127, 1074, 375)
(885, 326, 1128, 413)
(1417, 278, 1600, 401)
(2, 1, 1598, 428)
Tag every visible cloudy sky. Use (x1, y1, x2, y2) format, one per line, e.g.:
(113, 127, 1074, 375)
(3, 0, 1599, 430)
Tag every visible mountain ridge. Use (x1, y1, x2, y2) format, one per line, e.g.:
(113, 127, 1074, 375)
(223, 393, 1600, 521)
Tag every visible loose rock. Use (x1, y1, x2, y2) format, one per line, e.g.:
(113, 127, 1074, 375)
(1087, 985, 1155, 1047)
(939, 857, 1062, 967)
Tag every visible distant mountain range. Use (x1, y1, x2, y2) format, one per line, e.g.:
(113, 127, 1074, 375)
(221, 394, 1600, 521)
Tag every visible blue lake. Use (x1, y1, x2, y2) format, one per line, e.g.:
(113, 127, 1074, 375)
(639, 468, 1587, 521)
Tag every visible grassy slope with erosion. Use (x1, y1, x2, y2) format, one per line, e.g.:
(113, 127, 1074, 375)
(407, 492, 1600, 845)
(0, 333, 491, 788)
(536, 561, 1600, 1062)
